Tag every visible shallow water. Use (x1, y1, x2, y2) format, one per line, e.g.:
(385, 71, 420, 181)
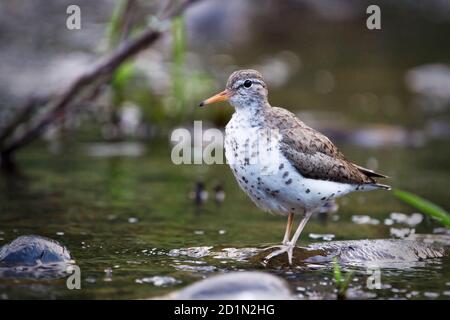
(0, 138, 449, 299)
(0, 0, 450, 300)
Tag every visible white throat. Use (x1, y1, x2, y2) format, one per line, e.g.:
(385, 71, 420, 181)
(231, 100, 266, 124)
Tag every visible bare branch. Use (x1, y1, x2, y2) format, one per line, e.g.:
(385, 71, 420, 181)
(0, 97, 47, 147)
(0, 0, 200, 158)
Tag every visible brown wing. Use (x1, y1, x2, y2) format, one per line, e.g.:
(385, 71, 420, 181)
(265, 107, 384, 185)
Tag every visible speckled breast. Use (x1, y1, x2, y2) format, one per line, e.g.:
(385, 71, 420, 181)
(225, 117, 306, 216)
(224, 115, 353, 216)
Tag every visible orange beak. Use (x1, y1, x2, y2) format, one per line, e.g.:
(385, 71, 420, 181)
(199, 90, 230, 107)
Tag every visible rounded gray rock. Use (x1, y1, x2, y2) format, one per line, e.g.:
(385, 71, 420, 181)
(173, 271, 293, 300)
(0, 235, 73, 279)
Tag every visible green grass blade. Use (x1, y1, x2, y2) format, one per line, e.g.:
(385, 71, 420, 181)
(333, 258, 353, 299)
(107, 0, 128, 49)
(332, 257, 342, 283)
(393, 189, 450, 227)
(341, 271, 354, 294)
(171, 16, 186, 106)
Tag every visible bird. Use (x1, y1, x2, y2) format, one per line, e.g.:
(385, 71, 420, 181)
(213, 183, 226, 206)
(189, 181, 209, 209)
(199, 69, 390, 264)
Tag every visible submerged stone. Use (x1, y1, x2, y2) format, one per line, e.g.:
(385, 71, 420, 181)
(310, 239, 445, 264)
(261, 238, 447, 268)
(0, 235, 73, 279)
(170, 271, 293, 300)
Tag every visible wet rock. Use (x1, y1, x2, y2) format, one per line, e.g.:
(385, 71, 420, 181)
(409, 233, 450, 246)
(164, 238, 447, 270)
(0, 235, 71, 266)
(389, 212, 423, 227)
(0, 235, 73, 279)
(406, 64, 450, 102)
(259, 239, 446, 268)
(310, 239, 445, 265)
(85, 142, 145, 157)
(136, 276, 181, 287)
(352, 215, 380, 225)
(168, 246, 213, 258)
(169, 272, 294, 300)
(306, 121, 424, 148)
(309, 233, 335, 241)
(390, 227, 415, 239)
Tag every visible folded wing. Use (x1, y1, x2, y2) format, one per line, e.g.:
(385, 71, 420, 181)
(266, 107, 388, 185)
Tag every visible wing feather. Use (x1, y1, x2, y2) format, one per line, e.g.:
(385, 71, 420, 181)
(265, 107, 387, 185)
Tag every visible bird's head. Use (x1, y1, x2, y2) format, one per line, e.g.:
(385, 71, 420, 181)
(199, 69, 268, 110)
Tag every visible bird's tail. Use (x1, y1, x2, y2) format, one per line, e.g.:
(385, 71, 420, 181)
(355, 183, 391, 192)
(370, 183, 391, 191)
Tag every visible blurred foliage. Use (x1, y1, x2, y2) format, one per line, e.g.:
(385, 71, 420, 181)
(106, 0, 128, 49)
(332, 257, 353, 300)
(101, 1, 215, 137)
(166, 15, 216, 125)
(393, 189, 450, 227)
(111, 62, 135, 106)
(170, 16, 187, 118)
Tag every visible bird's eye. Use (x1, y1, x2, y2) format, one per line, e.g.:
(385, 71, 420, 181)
(243, 80, 252, 88)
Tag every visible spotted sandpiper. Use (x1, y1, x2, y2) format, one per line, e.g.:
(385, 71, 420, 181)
(199, 69, 390, 264)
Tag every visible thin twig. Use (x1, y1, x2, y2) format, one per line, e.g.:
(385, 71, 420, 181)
(120, 0, 136, 42)
(0, 97, 47, 147)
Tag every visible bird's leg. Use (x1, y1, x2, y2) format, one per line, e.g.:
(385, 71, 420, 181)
(282, 212, 294, 245)
(286, 211, 313, 264)
(263, 214, 292, 262)
(264, 211, 313, 265)
(266, 212, 294, 251)
(264, 212, 301, 264)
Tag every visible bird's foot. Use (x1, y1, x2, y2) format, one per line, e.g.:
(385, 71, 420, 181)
(265, 238, 290, 250)
(263, 243, 295, 265)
